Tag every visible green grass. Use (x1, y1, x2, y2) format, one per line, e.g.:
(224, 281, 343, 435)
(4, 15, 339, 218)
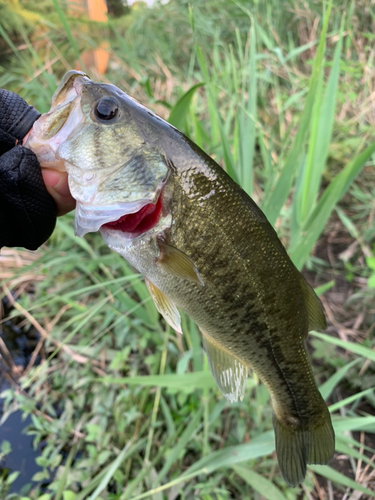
(1, 0, 375, 499)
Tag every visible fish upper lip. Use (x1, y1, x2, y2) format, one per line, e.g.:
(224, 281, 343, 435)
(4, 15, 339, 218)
(51, 71, 88, 109)
(73, 76, 87, 97)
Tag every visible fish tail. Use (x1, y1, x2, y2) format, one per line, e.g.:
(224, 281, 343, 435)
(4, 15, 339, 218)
(273, 408, 335, 487)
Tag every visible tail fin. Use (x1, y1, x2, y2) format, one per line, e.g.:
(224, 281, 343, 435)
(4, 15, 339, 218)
(273, 410, 335, 487)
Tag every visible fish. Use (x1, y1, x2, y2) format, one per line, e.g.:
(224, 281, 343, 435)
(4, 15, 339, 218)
(25, 70, 335, 487)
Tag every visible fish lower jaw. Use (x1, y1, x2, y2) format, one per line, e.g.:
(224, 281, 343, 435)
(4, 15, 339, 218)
(100, 227, 137, 252)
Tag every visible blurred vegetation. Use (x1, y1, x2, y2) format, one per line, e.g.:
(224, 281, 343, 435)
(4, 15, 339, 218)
(1, 0, 375, 499)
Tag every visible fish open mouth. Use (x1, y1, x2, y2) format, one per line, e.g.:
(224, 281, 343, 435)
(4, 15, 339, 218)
(102, 195, 163, 235)
(74, 191, 166, 237)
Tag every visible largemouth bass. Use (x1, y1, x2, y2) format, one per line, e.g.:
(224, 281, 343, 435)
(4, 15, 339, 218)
(25, 70, 335, 486)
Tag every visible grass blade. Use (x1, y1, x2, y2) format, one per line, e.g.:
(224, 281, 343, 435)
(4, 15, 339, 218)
(333, 416, 375, 433)
(336, 439, 375, 467)
(232, 465, 287, 500)
(55, 445, 77, 500)
(297, 25, 343, 223)
(319, 358, 361, 400)
(74, 439, 146, 500)
(87, 440, 135, 500)
(155, 407, 203, 484)
(51, 0, 86, 71)
(311, 331, 375, 362)
(290, 140, 375, 268)
(100, 371, 216, 389)
(183, 431, 275, 475)
(168, 82, 204, 131)
(309, 465, 375, 497)
(261, 0, 332, 224)
(100, 371, 256, 391)
(329, 387, 375, 413)
(239, 22, 256, 196)
(196, 44, 239, 183)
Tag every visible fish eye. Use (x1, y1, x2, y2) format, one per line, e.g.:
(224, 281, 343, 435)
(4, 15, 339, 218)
(94, 98, 119, 121)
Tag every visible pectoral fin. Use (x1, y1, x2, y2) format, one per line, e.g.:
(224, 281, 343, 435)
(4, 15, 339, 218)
(158, 242, 204, 286)
(201, 330, 248, 403)
(299, 276, 327, 334)
(145, 279, 182, 334)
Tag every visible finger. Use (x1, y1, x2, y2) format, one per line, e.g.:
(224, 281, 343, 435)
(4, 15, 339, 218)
(42, 169, 76, 216)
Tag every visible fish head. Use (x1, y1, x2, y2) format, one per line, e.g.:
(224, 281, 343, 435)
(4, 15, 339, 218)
(25, 70, 169, 237)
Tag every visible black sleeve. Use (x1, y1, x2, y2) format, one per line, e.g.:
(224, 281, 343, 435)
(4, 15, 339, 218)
(0, 88, 41, 155)
(0, 89, 57, 250)
(0, 146, 57, 250)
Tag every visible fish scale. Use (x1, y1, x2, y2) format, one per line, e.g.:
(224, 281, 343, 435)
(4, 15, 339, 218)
(25, 70, 335, 487)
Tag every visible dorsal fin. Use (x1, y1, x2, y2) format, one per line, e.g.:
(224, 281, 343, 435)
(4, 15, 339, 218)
(145, 279, 182, 333)
(299, 276, 327, 334)
(201, 330, 248, 403)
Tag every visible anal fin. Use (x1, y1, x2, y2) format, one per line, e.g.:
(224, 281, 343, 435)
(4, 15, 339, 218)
(146, 279, 182, 334)
(201, 330, 248, 403)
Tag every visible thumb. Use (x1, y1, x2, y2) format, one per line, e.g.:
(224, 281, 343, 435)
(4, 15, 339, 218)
(42, 169, 76, 216)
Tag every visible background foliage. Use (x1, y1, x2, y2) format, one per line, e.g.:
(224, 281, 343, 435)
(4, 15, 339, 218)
(1, 0, 375, 498)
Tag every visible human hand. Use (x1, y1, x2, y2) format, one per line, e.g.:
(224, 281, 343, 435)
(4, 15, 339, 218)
(0, 88, 75, 250)
(40, 168, 76, 217)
